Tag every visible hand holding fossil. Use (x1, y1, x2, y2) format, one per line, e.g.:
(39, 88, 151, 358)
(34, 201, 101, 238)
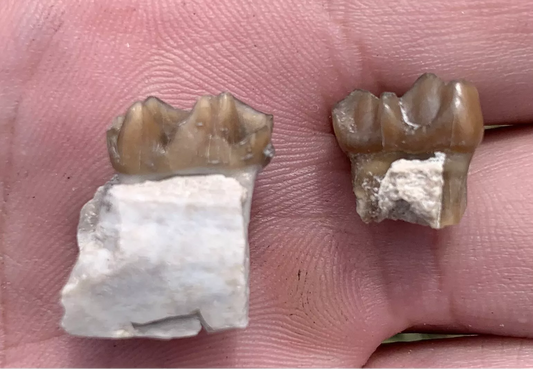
(1, 0, 532, 367)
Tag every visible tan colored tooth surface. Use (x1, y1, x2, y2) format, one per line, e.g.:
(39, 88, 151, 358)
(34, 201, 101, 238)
(332, 73, 484, 229)
(107, 93, 274, 175)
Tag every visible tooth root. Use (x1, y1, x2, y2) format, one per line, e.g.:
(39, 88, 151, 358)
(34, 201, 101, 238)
(332, 73, 484, 229)
(440, 151, 473, 227)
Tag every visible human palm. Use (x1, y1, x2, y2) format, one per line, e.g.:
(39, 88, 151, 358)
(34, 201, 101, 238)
(1, 0, 532, 367)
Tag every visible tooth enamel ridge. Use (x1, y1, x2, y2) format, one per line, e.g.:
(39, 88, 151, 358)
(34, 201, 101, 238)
(61, 94, 274, 339)
(333, 73, 484, 228)
(107, 93, 274, 175)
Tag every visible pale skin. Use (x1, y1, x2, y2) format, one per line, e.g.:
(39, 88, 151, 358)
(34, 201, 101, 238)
(1, 0, 533, 367)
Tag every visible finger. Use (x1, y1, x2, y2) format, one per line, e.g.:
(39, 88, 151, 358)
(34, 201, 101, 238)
(365, 337, 533, 368)
(323, 0, 533, 126)
(364, 127, 533, 337)
(2, 0, 533, 367)
(0, 1, 390, 366)
(2, 0, 533, 135)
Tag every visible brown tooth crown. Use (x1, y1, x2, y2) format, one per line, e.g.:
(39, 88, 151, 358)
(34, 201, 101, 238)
(107, 93, 274, 175)
(332, 73, 484, 155)
(332, 73, 484, 229)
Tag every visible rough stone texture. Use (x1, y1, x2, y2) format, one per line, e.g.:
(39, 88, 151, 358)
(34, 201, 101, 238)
(61, 172, 257, 339)
(377, 152, 445, 228)
(333, 73, 484, 228)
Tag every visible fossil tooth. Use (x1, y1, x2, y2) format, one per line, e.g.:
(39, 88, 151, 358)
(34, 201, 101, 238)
(332, 73, 484, 229)
(61, 93, 274, 339)
(107, 93, 274, 175)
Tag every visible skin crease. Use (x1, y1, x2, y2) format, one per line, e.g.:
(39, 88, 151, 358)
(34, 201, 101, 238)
(0, 0, 532, 367)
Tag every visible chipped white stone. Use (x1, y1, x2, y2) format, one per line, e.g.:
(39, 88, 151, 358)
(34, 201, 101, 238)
(61, 171, 257, 339)
(377, 152, 445, 228)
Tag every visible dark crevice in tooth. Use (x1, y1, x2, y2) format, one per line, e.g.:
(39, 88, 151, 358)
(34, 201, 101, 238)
(332, 73, 484, 229)
(400, 73, 444, 128)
